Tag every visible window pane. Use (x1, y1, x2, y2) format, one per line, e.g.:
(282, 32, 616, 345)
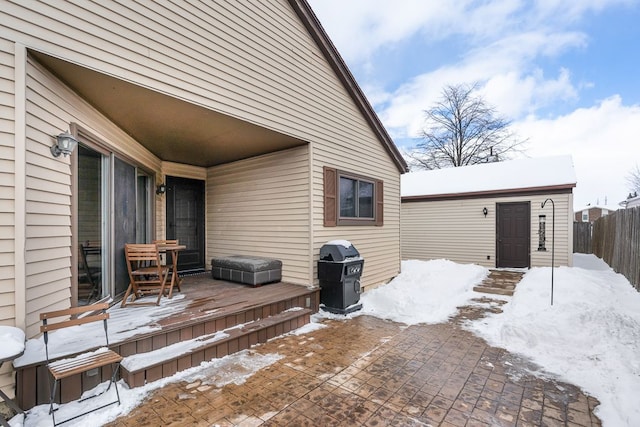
(340, 177, 356, 217)
(359, 181, 374, 218)
(78, 145, 104, 302)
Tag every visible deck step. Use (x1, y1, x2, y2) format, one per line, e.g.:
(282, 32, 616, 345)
(120, 308, 312, 387)
(15, 281, 319, 411)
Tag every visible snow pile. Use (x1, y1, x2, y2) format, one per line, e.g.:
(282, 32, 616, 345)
(359, 259, 489, 324)
(467, 254, 640, 426)
(0, 326, 25, 359)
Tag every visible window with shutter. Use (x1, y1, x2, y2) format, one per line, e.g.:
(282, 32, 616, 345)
(323, 167, 337, 227)
(323, 167, 383, 227)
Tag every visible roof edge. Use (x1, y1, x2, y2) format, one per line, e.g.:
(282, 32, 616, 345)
(288, 0, 409, 174)
(402, 183, 576, 202)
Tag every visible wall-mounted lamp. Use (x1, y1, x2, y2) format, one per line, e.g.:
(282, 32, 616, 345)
(51, 131, 79, 157)
(482, 207, 488, 217)
(156, 183, 166, 195)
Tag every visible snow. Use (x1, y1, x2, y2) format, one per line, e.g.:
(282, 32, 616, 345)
(0, 326, 25, 360)
(325, 239, 352, 248)
(120, 331, 229, 372)
(353, 254, 640, 426)
(10, 350, 283, 427)
(467, 254, 640, 426)
(357, 259, 490, 325)
(12, 253, 640, 426)
(14, 294, 193, 367)
(574, 204, 619, 213)
(401, 155, 577, 197)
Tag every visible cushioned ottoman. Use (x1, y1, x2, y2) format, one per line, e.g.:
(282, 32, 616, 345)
(211, 255, 282, 286)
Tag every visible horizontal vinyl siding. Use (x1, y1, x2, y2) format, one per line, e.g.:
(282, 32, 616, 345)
(207, 145, 311, 285)
(401, 193, 573, 268)
(1, 1, 381, 149)
(313, 130, 402, 291)
(0, 37, 16, 324)
(23, 58, 161, 337)
(0, 0, 400, 314)
(305, 47, 402, 290)
(0, 37, 16, 399)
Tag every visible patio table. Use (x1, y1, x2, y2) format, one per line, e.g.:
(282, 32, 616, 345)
(156, 243, 186, 298)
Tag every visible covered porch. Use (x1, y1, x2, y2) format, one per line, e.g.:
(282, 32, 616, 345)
(28, 51, 312, 309)
(15, 275, 320, 410)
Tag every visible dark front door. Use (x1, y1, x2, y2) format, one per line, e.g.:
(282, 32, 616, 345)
(166, 176, 205, 273)
(497, 202, 530, 268)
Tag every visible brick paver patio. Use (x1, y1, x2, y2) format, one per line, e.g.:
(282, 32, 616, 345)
(106, 305, 601, 427)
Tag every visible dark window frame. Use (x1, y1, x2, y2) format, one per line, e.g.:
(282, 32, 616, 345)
(323, 167, 383, 227)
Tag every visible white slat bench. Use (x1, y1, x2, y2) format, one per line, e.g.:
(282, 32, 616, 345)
(40, 303, 122, 426)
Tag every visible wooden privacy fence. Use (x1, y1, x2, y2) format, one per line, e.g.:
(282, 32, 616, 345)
(573, 222, 592, 253)
(591, 207, 640, 290)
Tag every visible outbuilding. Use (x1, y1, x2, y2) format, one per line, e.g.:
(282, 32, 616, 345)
(401, 156, 577, 268)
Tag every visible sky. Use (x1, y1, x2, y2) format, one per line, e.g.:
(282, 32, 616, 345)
(307, 0, 640, 209)
(11, 254, 640, 426)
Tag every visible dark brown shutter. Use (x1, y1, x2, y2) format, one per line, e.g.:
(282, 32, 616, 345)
(375, 179, 384, 226)
(323, 167, 337, 227)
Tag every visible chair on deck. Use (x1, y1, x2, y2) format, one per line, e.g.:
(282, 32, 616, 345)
(152, 239, 182, 295)
(121, 243, 170, 307)
(40, 303, 122, 426)
(79, 241, 101, 302)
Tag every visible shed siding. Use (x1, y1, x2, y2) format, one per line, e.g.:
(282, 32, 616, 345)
(401, 193, 573, 268)
(207, 145, 311, 285)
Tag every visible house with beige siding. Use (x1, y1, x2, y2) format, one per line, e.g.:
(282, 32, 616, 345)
(401, 156, 576, 268)
(0, 0, 407, 397)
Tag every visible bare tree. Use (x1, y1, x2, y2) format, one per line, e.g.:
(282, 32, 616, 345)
(407, 83, 526, 170)
(626, 164, 640, 196)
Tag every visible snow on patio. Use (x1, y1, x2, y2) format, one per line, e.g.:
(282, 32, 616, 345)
(10, 254, 640, 426)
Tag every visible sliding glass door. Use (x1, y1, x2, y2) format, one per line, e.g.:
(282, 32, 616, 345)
(77, 145, 107, 303)
(76, 144, 153, 304)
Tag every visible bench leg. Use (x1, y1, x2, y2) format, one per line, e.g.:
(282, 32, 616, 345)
(47, 364, 121, 426)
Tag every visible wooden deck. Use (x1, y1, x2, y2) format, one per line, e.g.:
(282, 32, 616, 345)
(16, 273, 320, 410)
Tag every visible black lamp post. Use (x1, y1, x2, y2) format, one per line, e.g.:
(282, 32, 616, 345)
(541, 198, 555, 305)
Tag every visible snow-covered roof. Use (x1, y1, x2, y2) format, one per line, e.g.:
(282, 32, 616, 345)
(574, 205, 619, 213)
(401, 155, 576, 198)
(620, 194, 640, 208)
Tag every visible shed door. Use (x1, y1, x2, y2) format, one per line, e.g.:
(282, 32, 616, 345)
(496, 202, 530, 268)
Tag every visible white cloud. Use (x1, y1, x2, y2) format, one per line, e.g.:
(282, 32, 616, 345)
(308, 0, 461, 63)
(376, 55, 580, 139)
(514, 96, 640, 207)
(480, 68, 578, 117)
(308, 0, 640, 208)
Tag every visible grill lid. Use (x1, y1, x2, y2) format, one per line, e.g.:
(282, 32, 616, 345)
(319, 240, 360, 261)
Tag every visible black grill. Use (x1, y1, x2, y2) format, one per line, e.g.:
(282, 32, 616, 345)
(318, 242, 364, 314)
